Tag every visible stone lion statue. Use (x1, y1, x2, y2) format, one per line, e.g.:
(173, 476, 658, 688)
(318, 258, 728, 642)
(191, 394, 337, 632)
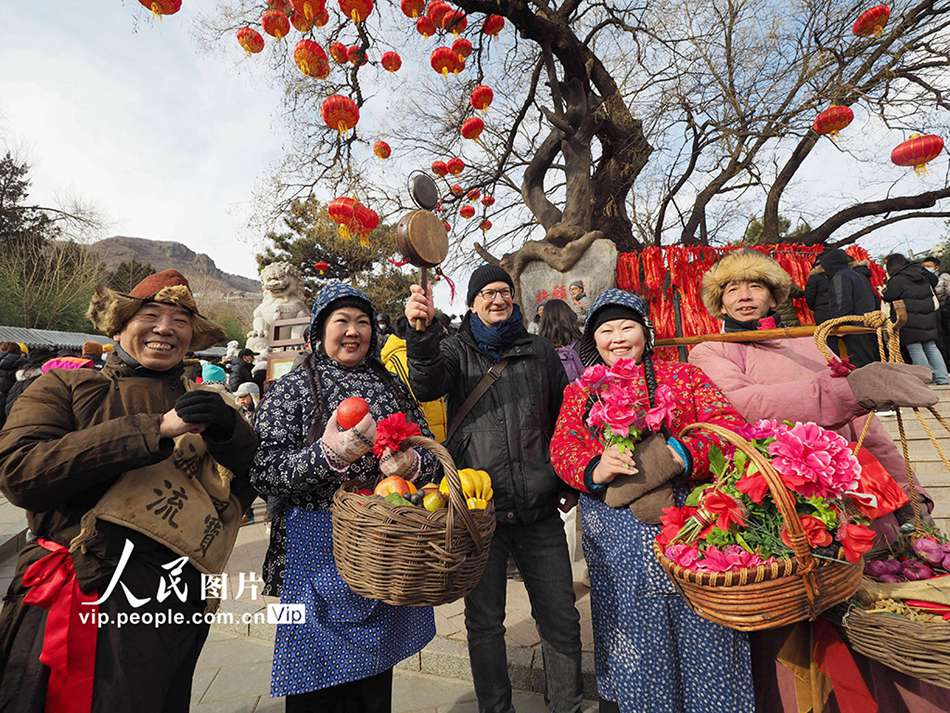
(245, 261, 309, 354)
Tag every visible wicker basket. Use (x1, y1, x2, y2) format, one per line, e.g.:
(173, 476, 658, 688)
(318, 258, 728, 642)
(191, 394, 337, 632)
(332, 435, 495, 606)
(814, 311, 950, 687)
(653, 422, 864, 631)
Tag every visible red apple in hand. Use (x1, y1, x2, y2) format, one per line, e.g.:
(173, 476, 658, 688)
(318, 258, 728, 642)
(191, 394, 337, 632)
(337, 397, 370, 429)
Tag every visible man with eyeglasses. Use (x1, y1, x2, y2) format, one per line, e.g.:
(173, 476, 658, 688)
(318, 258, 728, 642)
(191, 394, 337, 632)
(405, 264, 582, 713)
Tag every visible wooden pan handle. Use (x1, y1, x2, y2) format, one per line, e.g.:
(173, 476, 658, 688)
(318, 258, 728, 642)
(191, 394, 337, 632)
(415, 268, 429, 332)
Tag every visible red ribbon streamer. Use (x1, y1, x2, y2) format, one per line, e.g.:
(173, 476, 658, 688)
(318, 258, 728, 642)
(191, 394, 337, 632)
(812, 618, 878, 713)
(23, 538, 99, 713)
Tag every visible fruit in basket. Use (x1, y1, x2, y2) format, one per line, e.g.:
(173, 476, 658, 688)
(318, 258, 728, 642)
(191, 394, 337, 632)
(912, 537, 947, 566)
(423, 490, 447, 511)
(337, 397, 370, 429)
(439, 468, 493, 504)
(466, 497, 489, 510)
(374, 475, 416, 497)
(384, 492, 411, 507)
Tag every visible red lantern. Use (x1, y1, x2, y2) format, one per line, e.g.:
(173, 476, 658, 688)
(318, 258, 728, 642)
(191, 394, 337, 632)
(431, 160, 449, 176)
(446, 157, 465, 175)
(373, 140, 391, 159)
(853, 5, 890, 37)
(812, 105, 854, 136)
(459, 204, 475, 219)
(347, 45, 367, 66)
(339, 0, 374, 23)
(262, 9, 291, 38)
(328, 197, 360, 238)
(443, 10, 468, 34)
(427, 1, 452, 27)
(416, 16, 436, 37)
(400, 0, 424, 18)
(329, 42, 348, 64)
(891, 134, 944, 174)
(314, 260, 330, 274)
(466, 188, 481, 201)
(431, 47, 459, 77)
(381, 50, 402, 72)
(322, 95, 360, 133)
(139, 0, 182, 15)
(483, 14, 504, 36)
(353, 203, 380, 246)
(452, 38, 473, 60)
(237, 27, 265, 54)
(479, 219, 492, 233)
(292, 0, 325, 20)
(481, 194, 494, 207)
(461, 117, 484, 141)
(268, 0, 293, 13)
(290, 10, 313, 31)
(313, 5, 329, 26)
(471, 84, 493, 112)
(294, 40, 330, 78)
(450, 184, 464, 196)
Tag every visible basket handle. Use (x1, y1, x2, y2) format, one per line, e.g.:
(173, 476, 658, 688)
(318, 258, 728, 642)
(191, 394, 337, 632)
(402, 435, 485, 552)
(679, 422, 821, 610)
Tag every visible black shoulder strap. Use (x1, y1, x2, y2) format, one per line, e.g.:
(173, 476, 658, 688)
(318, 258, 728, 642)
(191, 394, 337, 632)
(445, 358, 509, 443)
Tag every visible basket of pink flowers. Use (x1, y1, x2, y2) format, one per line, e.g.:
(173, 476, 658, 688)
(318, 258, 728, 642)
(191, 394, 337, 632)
(653, 420, 875, 631)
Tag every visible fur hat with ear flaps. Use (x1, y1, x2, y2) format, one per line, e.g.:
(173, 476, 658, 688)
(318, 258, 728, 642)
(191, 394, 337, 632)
(86, 269, 226, 351)
(701, 249, 793, 318)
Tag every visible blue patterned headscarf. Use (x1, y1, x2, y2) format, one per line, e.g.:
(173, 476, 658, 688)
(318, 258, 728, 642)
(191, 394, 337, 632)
(578, 288, 655, 366)
(309, 281, 378, 355)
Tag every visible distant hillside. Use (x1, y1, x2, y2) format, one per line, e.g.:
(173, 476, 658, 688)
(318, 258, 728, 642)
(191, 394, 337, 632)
(89, 236, 260, 298)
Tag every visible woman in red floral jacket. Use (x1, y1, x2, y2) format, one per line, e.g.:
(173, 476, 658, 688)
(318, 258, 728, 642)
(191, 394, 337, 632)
(550, 288, 754, 713)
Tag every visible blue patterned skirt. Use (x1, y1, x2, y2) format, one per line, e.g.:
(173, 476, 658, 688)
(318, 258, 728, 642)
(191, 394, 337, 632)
(270, 507, 435, 697)
(581, 494, 754, 713)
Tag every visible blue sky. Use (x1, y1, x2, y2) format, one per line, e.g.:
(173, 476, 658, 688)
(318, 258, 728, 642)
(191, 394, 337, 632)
(2, 1, 947, 307)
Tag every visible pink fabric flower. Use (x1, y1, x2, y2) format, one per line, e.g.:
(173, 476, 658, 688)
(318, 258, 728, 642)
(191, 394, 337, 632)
(586, 400, 606, 431)
(579, 364, 608, 390)
(767, 422, 860, 499)
(657, 505, 696, 547)
(601, 386, 645, 438)
(607, 357, 640, 382)
(700, 490, 746, 531)
(664, 543, 701, 569)
(645, 384, 676, 432)
(698, 545, 768, 572)
(737, 419, 788, 441)
(735, 471, 769, 504)
(827, 357, 857, 378)
(838, 523, 877, 564)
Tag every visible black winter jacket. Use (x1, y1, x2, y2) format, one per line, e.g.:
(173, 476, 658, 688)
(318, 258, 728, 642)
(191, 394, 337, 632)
(227, 357, 254, 392)
(883, 264, 940, 345)
(407, 314, 568, 525)
(805, 270, 833, 324)
(0, 353, 23, 429)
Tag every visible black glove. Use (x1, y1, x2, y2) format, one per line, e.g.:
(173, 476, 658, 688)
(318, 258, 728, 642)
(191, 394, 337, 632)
(174, 390, 236, 441)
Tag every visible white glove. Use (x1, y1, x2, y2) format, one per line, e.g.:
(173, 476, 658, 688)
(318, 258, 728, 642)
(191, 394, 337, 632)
(320, 412, 376, 471)
(379, 447, 421, 481)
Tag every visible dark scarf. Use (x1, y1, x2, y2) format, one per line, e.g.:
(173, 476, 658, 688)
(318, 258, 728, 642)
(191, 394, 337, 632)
(723, 311, 783, 333)
(468, 305, 527, 362)
(113, 344, 185, 379)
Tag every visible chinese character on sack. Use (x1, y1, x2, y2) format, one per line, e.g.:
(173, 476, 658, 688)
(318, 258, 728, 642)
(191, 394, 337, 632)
(234, 571, 262, 601)
(551, 284, 568, 301)
(145, 479, 189, 529)
(534, 288, 550, 304)
(83, 539, 151, 608)
(157, 556, 189, 603)
(201, 573, 229, 601)
(199, 514, 222, 558)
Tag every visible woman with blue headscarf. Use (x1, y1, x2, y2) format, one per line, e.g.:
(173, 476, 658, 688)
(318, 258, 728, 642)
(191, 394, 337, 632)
(550, 289, 754, 713)
(250, 282, 438, 712)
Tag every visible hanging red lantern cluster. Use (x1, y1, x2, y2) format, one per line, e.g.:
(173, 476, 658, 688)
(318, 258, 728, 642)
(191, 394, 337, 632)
(373, 140, 391, 159)
(431, 160, 449, 177)
(416, 16, 436, 37)
(427, 1, 452, 28)
(482, 14, 504, 36)
(314, 260, 330, 275)
(269, 0, 293, 12)
(453, 38, 473, 60)
(237, 27, 265, 54)
(479, 219, 492, 233)
(471, 84, 494, 112)
(891, 134, 944, 174)
(443, 10, 468, 35)
(328, 197, 379, 244)
(431, 46, 462, 76)
(481, 194, 494, 207)
(461, 117, 484, 141)
(292, 0, 324, 20)
(322, 95, 360, 133)
(381, 50, 402, 72)
(446, 157, 465, 174)
(329, 42, 348, 63)
(450, 184, 464, 196)
(139, 0, 182, 15)
(852, 5, 890, 37)
(400, 0, 424, 18)
(466, 188, 481, 201)
(812, 105, 854, 137)
(339, 0, 374, 24)
(347, 45, 368, 66)
(291, 10, 313, 31)
(459, 204, 475, 219)
(262, 9, 291, 38)
(294, 40, 330, 78)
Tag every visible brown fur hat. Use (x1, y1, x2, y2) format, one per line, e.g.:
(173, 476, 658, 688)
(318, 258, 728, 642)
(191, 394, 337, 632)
(701, 249, 792, 317)
(86, 269, 226, 351)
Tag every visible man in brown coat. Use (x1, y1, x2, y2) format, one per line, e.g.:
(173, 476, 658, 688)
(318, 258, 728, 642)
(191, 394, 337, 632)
(0, 269, 257, 713)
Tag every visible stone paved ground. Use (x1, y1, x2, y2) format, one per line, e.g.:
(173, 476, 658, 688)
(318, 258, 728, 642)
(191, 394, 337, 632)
(191, 629, 598, 713)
